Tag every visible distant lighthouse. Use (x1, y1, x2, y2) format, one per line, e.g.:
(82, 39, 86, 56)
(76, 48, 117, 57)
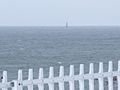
(66, 22, 68, 28)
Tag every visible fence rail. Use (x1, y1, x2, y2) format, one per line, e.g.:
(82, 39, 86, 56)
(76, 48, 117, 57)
(0, 61, 120, 90)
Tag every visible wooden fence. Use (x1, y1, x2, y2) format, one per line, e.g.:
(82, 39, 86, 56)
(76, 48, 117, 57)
(0, 61, 120, 90)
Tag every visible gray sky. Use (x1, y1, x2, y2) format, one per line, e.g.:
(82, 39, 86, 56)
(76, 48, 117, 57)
(0, 0, 120, 26)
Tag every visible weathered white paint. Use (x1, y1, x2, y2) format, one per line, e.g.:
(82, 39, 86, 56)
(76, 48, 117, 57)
(89, 63, 94, 90)
(2, 71, 7, 90)
(18, 70, 23, 90)
(0, 61, 120, 90)
(59, 66, 64, 90)
(49, 67, 54, 90)
(28, 69, 33, 90)
(108, 61, 113, 90)
(79, 64, 84, 90)
(69, 65, 74, 90)
(98, 62, 104, 90)
(38, 68, 44, 90)
(118, 61, 120, 90)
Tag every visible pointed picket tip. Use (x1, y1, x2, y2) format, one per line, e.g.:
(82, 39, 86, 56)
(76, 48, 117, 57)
(49, 67, 54, 78)
(70, 65, 74, 76)
(18, 69, 22, 81)
(89, 63, 94, 74)
(108, 61, 113, 72)
(99, 62, 103, 73)
(28, 69, 33, 80)
(59, 66, 64, 77)
(39, 68, 43, 79)
(2, 71, 7, 83)
(80, 64, 84, 75)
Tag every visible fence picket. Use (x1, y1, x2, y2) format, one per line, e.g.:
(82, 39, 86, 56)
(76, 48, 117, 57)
(118, 61, 120, 90)
(98, 62, 104, 90)
(28, 69, 33, 90)
(89, 63, 94, 90)
(38, 68, 44, 90)
(59, 66, 64, 90)
(2, 71, 7, 90)
(108, 61, 113, 90)
(48, 67, 54, 90)
(79, 64, 84, 90)
(18, 70, 23, 90)
(69, 65, 74, 90)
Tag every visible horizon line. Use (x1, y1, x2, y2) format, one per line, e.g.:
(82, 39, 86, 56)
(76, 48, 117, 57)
(0, 25, 120, 27)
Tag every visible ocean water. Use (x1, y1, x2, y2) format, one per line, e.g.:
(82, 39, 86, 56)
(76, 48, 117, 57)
(0, 26, 120, 89)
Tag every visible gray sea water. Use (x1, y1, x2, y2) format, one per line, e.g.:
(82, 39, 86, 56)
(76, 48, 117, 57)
(0, 26, 120, 89)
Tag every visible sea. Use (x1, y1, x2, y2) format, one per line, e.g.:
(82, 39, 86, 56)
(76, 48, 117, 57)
(0, 26, 120, 90)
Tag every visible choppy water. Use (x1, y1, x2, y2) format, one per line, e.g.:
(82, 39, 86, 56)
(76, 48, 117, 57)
(0, 26, 120, 89)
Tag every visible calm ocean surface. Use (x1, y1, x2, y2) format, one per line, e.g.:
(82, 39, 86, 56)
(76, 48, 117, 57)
(0, 26, 120, 83)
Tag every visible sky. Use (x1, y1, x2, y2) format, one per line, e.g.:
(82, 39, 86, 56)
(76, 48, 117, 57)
(0, 0, 120, 26)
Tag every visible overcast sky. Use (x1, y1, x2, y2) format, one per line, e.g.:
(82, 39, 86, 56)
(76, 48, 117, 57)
(0, 0, 120, 26)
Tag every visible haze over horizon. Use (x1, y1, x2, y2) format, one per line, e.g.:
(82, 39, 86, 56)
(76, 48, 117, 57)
(0, 0, 120, 26)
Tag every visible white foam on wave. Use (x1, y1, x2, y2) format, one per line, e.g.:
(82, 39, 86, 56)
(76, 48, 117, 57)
(58, 62, 62, 64)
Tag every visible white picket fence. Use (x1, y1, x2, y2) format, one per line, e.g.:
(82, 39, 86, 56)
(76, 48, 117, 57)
(0, 61, 120, 90)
